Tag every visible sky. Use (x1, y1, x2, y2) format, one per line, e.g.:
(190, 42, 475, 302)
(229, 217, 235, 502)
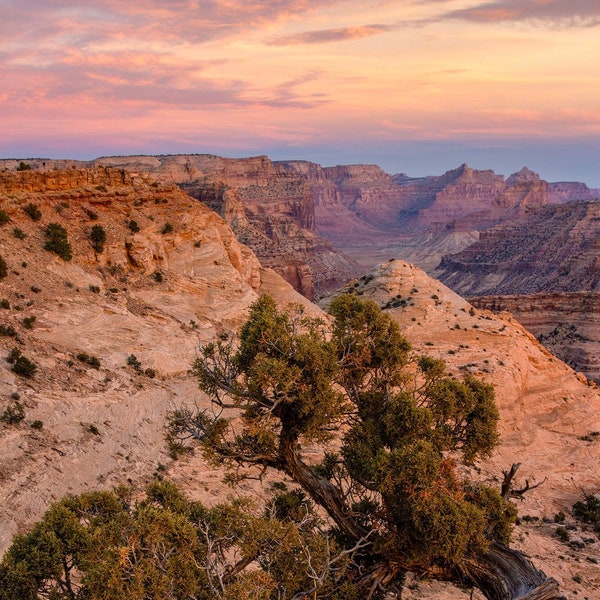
(2, 0, 600, 185)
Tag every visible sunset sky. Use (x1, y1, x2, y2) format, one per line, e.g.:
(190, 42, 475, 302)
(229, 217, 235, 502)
(2, 0, 599, 185)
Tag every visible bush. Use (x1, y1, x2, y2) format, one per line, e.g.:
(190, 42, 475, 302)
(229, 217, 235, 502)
(0, 299, 9, 309)
(22, 316, 36, 329)
(23, 203, 41, 221)
(90, 224, 106, 252)
(161, 222, 173, 234)
(44, 223, 72, 261)
(7, 348, 37, 378)
(573, 494, 600, 532)
(12, 228, 26, 239)
(128, 220, 140, 233)
(16, 161, 31, 171)
(83, 207, 98, 220)
(127, 354, 142, 371)
(1, 401, 25, 425)
(0, 209, 9, 224)
(88, 285, 100, 294)
(0, 324, 17, 337)
(152, 271, 163, 282)
(30, 420, 43, 430)
(76, 352, 101, 369)
(0, 255, 7, 279)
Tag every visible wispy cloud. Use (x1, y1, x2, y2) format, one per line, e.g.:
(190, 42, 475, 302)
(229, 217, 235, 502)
(269, 24, 392, 45)
(438, 0, 600, 27)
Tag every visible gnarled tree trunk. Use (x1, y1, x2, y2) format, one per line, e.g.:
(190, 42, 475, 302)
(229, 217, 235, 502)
(462, 542, 560, 600)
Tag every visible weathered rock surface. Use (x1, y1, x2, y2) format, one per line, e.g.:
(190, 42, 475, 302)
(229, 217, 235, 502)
(0, 167, 320, 554)
(90, 155, 362, 300)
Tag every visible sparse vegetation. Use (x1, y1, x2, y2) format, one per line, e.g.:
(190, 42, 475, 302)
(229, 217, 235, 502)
(7, 348, 37, 378)
(23, 202, 42, 221)
(12, 227, 26, 239)
(573, 494, 600, 532)
(76, 352, 101, 369)
(16, 161, 31, 171)
(83, 207, 98, 220)
(0, 255, 7, 279)
(0, 299, 10, 309)
(127, 354, 142, 371)
(44, 222, 72, 261)
(90, 223, 106, 252)
(30, 420, 43, 430)
(1, 400, 25, 425)
(0, 209, 9, 224)
(22, 316, 36, 329)
(88, 285, 100, 294)
(0, 324, 17, 337)
(152, 270, 163, 282)
(161, 222, 173, 234)
(128, 219, 140, 233)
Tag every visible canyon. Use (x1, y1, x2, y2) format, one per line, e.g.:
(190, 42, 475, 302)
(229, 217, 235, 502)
(1, 164, 600, 597)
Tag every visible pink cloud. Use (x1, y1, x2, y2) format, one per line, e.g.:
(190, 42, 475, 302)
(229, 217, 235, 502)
(269, 24, 392, 45)
(439, 0, 600, 26)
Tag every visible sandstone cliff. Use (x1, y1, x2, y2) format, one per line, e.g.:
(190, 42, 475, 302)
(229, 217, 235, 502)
(0, 167, 320, 554)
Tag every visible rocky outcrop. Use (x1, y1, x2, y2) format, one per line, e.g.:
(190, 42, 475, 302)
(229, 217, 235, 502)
(86, 155, 362, 300)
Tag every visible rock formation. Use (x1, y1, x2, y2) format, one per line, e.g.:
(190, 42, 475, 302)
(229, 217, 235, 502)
(1, 167, 600, 596)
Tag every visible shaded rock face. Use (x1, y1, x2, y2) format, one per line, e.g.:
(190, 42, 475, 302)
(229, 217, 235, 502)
(433, 201, 600, 297)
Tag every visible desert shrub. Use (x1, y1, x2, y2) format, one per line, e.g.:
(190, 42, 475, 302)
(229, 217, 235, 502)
(30, 286, 41, 294)
(144, 368, 156, 378)
(12, 228, 26, 239)
(76, 352, 101, 369)
(128, 219, 140, 233)
(0, 255, 7, 279)
(22, 316, 36, 329)
(0, 324, 17, 337)
(161, 222, 173, 234)
(1, 401, 25, 425)
(0, 209, 9, 224)
(83, 207, 98, 220)
(30, 420, 43, 430)
(88, 285, 100, 294)
(0, 299, 10, 309)
(95, 184, 107, 193)
(152, 270, 163, 282)
(573, 494, 600, 532)
(127, 354, 142, 371)
(90, 224, 106, 252)
(44, 223, 72, 261)
(87, 423, 101, 436)
(16, 161, 31, 171)
(7, 348, 37, 378)
(23, 203, 42, 221)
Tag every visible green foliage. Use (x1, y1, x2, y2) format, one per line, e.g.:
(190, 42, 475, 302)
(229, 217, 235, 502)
(22, 316, 36, 330)
(0, 324, 17, 337)
(76, 352, 101, 369)
(17, 161, 31, 171)
(90, 224, 106, 252)
(0, 255, 7, 279)
(172, 293, 513, 592)
(23, 203, 42, 221)
(127, 354, 142, 371)
(7, 348, 37, 378)
(573, 494, 600, 532)
(0, 209, 9, 224)
(0, 481, 361, 600)
(1, 400, 25, 425)
(44, 223, 72, 261)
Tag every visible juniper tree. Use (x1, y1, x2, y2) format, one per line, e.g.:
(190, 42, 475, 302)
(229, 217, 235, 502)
(169, 294, 558, 599)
